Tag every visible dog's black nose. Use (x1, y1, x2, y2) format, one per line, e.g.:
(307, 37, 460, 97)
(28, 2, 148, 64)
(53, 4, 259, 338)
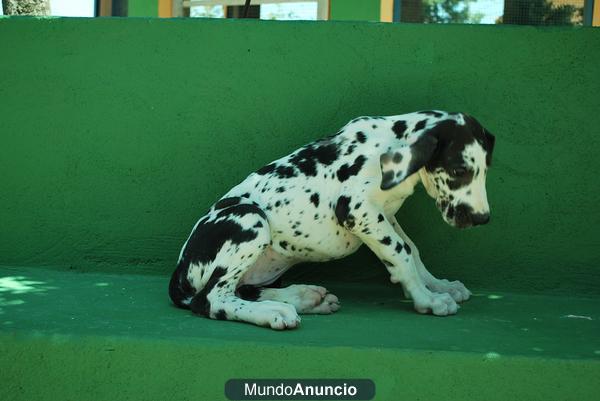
(471, 213, 490, 226)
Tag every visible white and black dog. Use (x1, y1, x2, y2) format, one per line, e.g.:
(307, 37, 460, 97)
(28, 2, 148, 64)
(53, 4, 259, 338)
(169, 111, 495, 329)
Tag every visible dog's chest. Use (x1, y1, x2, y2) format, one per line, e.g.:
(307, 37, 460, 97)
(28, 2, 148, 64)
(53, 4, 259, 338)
(264, 187, 364, 261)
(271, 223, 363, 261)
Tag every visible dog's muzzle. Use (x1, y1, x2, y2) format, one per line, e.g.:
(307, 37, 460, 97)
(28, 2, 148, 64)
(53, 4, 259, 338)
(454, 204, 490, 228)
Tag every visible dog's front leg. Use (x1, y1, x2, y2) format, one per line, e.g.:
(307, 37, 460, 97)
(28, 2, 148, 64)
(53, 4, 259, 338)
(348, 204, 459, 316)
(388, 215, 471, 303)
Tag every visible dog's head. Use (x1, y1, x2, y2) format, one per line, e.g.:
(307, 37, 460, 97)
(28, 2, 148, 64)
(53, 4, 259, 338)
(380, 113, 495, 228)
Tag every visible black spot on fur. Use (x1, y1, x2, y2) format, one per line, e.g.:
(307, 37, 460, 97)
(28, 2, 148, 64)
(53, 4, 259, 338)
(345, 144, 356, 155)
(236, 277, 283, 302)
(279, 241, 288, 250)
(419, 110, 444, 118)
(236, 285, 262, 301)
(276, 186, 286, 193)
(447, 205, 455, 219)
(381, 170, 395, 189)
(404, 243, 412, 254)
(335, 196, 353, 228)
(256, 163, 276, 175)
(483, 128, 495, 166)
(216, 203, 267, 220)
(356, 131, 366, 143)
(383, 131, 437, 187)
(380, 236, 392, 245)
(214, 197, 241, 210)
(377, 214, 384, 223)
(183, 217, 260, 266)
(310, 193, 320, 207)
(414, 119, 428, 132)
(289, 143, 339, 177)
(354, 202, 362, 210)
(392, 120, 407, 139)
(189, 266, 227, 316)
(214, 309, 227, 320)
(447, 169, 474, 190)
(395, 242, 403, 254)
(337, 155, 367, 182)
(425, 115, 494, 174)
(275, 165, 297, 179)
(253, 221, 263, 228)
(392, 152, 403, 163)
(168, 259, 196, 309)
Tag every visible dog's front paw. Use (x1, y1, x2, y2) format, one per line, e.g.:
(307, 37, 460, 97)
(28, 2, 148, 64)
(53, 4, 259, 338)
(413, 292, 459, 316)
(429, 279, 471, 303)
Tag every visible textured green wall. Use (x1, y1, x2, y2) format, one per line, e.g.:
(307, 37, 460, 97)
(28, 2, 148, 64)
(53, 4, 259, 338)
(0, 18, 599, 294)
(330, 0, 381, 21)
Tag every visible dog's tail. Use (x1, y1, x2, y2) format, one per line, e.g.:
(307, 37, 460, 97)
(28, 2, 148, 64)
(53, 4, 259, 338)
(168, 259, 195, 309)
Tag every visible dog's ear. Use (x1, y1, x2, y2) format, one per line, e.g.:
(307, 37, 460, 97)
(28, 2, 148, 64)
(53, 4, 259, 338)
(380, 134, 438, 190)
(484, 129, 495, 166)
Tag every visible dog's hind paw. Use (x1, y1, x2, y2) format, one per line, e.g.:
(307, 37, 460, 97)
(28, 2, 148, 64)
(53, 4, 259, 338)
(304, 293, 341, 314)
(260, 285, 340, 315)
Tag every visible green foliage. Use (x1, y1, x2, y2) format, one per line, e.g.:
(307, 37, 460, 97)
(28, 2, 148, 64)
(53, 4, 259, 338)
(423, 0, 483, 24)
(2, 0, 49, 15)
(502, 0, 583, 25)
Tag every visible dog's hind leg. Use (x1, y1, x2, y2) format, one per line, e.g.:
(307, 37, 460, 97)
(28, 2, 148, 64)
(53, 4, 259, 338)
(186, 203, 301, 330)
(238, 284, 340, 314)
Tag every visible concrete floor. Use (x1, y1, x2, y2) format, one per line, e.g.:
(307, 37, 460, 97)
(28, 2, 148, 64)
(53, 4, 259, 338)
(1, 266, 599, 400)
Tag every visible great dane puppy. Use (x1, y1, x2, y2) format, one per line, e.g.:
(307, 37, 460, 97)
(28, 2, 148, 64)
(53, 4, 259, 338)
(169, 111, 495, 329)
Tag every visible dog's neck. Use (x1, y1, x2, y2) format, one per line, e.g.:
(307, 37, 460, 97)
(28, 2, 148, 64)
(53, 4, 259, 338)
(418, 168, 437, 198)
(381, 170, 423, 212)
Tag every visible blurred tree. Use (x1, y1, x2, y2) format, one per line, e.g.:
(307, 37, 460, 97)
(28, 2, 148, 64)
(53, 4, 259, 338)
(401, 0, 482, 23)
(423, 0, 483, 23)
(2, 0, 49, 15)
(502, 0, 582, 25)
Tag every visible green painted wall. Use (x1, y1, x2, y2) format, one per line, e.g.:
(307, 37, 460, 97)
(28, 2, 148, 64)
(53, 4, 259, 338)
(0, 18, 599, 295)
(330, 0, 381, 21)
(128, 0, 158, 17)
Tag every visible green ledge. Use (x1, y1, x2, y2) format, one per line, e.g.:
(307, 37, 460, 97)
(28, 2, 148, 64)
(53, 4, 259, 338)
(1, 266, 599, 401)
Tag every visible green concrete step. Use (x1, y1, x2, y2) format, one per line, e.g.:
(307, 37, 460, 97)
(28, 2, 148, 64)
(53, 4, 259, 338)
(1, 266, 599, 401)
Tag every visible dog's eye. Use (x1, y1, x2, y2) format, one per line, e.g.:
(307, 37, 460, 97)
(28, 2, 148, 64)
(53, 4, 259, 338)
(451, 168, 467, 177)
